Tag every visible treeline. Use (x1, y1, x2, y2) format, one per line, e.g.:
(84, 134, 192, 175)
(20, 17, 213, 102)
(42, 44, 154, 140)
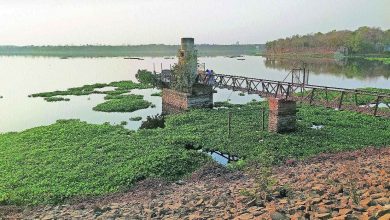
(0, 44, 264, 57)
(266, 27, 390, 55)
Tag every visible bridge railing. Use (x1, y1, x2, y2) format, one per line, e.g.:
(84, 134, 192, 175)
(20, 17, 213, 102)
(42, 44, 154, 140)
(197, 73, 390, 117)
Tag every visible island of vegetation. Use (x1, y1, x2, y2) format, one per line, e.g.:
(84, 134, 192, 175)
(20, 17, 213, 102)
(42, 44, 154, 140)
(30, 70, 156, 112)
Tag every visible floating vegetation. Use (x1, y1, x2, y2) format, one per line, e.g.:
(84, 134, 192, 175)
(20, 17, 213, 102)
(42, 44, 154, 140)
(124, 57, 144, 60)
(129, 116, 142, 121)
(93, 95, 151, 112)
(104, 94, 143, 100)
(135, 69, 156, 85)
(238, 92, 245, 96)
(30, 79, 152, 100)
(44, 97, 70, 102)
(151, 104, 156, 108)
(151, 92, 162, 97)
(140, 114, 165, 129)
(120, 121, 128, 125)
(0, 102, 389, 205)
(0, 119, 207, 205)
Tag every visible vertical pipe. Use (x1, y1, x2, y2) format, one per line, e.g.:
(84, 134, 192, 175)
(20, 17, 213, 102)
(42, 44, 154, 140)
(373, 96, 381, 116)
(354, 91, 358, 106)
(325, 88, 329, 105)
(338, 91, 345, 110)
(262, 108, 265, 131)
(228, 111, 232, 137)
(310, 88, 315, 105)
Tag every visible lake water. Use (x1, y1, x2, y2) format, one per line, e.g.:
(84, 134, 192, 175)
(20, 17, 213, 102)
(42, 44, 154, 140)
(0, 56, 389, 133)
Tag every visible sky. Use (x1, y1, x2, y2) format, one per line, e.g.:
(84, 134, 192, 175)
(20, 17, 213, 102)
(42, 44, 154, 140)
(0, 0, 389, 45)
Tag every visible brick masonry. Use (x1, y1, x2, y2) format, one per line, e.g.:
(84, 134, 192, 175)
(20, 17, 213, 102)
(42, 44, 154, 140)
(268, 97, 297, 133)
(162, 86, 213, 114)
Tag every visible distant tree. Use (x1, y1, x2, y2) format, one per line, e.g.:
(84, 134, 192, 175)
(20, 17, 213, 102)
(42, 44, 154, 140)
(266, 26, 388, 54)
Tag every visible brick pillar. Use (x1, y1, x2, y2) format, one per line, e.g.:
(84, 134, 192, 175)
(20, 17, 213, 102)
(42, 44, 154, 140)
(268, 97, 297, 133)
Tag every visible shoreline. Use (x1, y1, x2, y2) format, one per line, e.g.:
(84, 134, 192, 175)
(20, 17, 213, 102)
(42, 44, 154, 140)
(2, 146, 389, 219)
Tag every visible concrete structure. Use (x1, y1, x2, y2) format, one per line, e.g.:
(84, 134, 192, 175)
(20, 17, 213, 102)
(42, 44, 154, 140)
(162, 38, 213, 114)
(268, 97, 297, 133)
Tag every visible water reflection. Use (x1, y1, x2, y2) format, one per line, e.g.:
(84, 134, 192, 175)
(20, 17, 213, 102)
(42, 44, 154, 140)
(263, 56, 390, 80)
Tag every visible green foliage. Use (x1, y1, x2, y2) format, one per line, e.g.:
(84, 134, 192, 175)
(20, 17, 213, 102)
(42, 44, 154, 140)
(0, 101, 389, 205)
(365, 57, 390, 64)
(129, 116, 142, 121)
(162, 102, 390, 164)
(151, 92, 162, 97)
(140, 115, 165, 129)
(31, 83, 108, 98)
(30, 80, 153, 113)
(93, 95, 151, 112)
(120, 121, 128, 125)
(107, 80, 151, 90)
(135, 69, 156, 85)
(266, 26, 390, 55)
(104, 94, 143, 100)
(44, 97, 70, 102)
(0, 120, 208, 205)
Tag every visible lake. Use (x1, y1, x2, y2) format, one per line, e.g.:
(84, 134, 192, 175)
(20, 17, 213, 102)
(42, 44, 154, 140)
(0, 56, 389, 133)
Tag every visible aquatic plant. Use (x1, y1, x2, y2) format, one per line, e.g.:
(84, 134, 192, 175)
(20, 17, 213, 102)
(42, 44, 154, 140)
(0, 119, 208, 205)
(1, 101, 389, 205)
(93, 95, 151, 112)
(135, 69, 156, 85)
(140, 115, 165, 129)
(151, 92, 162, 97)
(129, 116, 142, 121)
(30, 80, 151, 100)
(44, 97, 70, 102)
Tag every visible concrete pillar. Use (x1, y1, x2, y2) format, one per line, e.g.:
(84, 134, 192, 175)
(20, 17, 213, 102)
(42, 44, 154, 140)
(268, 97, 297, 133)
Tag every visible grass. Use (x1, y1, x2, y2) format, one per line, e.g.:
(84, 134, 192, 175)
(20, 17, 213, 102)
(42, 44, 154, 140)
(44, 97, 70, 102)
(93, 95, 151, 112)
(129, 116, 142, 121)
(1, 101, 389, 206)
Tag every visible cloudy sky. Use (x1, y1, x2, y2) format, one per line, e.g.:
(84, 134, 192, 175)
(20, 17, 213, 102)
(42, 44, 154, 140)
(0, 0, 389, 45)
